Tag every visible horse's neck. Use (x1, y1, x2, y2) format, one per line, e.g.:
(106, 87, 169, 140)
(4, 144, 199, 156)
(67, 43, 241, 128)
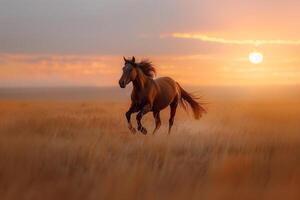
(132, 69, 150, 91)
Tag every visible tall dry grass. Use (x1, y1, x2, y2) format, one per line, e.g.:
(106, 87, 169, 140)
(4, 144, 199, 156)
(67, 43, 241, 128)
(1, 93, 300, 200)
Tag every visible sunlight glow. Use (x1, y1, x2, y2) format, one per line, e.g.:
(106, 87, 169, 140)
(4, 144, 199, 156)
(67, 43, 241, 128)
(249, 52, 264, 64)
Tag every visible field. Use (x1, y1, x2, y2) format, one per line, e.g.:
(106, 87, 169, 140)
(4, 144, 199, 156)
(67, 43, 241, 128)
(1, 87, 300, 200)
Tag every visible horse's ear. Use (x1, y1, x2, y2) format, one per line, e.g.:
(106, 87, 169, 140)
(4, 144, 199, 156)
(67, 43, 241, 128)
(123, 56, 127, 62)
(132, 56, 135, 63)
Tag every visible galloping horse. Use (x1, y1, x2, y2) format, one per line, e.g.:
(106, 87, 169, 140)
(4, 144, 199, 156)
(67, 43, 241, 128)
(119, 56, 206, 134)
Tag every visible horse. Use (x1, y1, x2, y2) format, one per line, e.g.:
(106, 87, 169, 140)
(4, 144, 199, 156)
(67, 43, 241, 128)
(119, 56, 206, 135)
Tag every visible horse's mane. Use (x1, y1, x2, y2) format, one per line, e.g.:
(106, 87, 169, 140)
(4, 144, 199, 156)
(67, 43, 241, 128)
(136, 60, 156, 78)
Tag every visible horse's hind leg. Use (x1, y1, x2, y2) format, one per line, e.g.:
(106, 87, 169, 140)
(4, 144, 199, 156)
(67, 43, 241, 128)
(168, 98, 178, 134)
(152, 111, 161, 135)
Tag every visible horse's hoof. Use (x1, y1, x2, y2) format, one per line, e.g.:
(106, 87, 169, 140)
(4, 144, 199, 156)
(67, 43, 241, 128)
(141, 127, 147, 135)
(128, 124, 136, 134)
(130, 128, 137, 134)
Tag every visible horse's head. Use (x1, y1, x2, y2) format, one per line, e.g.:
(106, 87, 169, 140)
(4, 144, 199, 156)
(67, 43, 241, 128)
(119, 56, 138, 88)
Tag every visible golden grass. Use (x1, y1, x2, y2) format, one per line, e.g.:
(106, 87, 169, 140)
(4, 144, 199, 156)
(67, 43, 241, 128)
(1, 96, 300, 200)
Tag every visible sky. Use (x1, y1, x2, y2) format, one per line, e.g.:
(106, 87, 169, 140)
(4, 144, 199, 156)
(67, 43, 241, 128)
(1, 0, 300, 87)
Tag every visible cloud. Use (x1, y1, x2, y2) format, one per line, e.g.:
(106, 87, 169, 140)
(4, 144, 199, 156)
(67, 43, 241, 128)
(0, 54, 124, 86)
(170, 33, 300, 46)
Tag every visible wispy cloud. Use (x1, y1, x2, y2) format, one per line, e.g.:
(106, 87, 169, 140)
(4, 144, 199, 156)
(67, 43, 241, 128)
(169, 33, 300, 46)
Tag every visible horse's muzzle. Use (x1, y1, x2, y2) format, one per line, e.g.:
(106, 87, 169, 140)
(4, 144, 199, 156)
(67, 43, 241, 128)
(119, 80, 126, 88)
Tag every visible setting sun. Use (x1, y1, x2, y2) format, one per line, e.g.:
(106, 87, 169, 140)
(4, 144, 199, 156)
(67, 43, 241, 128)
(249, 52, 264, 64)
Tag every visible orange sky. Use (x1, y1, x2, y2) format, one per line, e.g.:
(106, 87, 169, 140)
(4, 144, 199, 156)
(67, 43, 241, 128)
(1, 0, 300, 87)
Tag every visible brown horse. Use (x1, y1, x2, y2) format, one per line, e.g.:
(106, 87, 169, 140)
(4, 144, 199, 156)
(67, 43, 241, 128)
(119, 56, 206, 134)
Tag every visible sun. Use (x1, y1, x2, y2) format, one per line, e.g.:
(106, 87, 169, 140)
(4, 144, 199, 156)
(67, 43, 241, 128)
(249, 52, 263, 64)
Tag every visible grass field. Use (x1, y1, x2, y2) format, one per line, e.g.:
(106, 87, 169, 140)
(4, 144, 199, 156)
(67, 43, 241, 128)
(1, 87, 300, 200)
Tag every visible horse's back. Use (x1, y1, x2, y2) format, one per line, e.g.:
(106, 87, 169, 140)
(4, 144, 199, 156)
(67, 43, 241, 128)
(153, 77, 179, 110)
(155, 76, 178, 89)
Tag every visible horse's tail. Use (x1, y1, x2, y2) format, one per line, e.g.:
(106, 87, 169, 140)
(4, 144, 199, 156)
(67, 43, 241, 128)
(177, 83, 207, 119)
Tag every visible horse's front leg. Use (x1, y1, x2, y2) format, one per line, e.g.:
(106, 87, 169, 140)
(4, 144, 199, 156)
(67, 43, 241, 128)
(126, 106, 138, 134)
(136, 104, 152, 135)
